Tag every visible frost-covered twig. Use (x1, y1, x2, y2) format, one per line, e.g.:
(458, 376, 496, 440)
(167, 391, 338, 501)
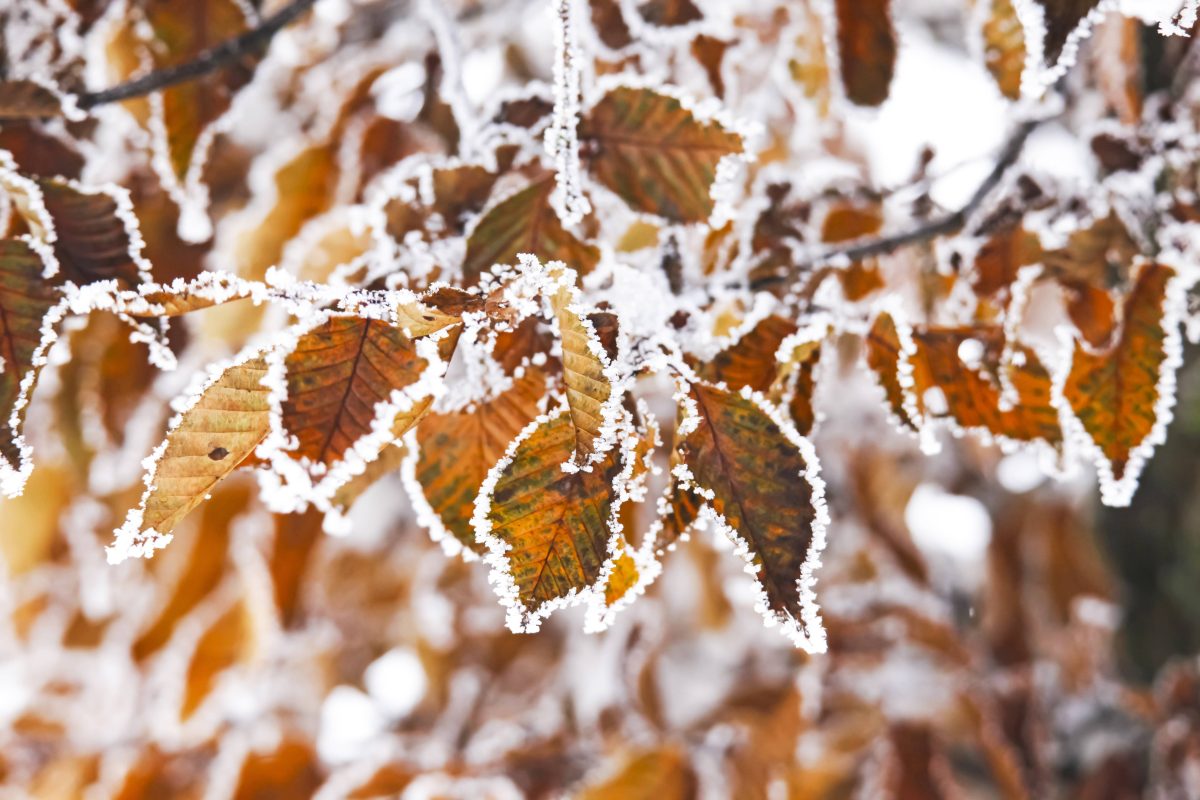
(75, 0, 318, 111)
(751, 120, 1040, 291)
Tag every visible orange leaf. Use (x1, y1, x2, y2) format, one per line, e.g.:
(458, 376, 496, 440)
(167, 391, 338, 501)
(1062, 262, 1181, 505)
(580, 87, 744, 222)
(182, 597, 254, 718)
(413, 368, 547, 553)
(579, 747, 697, 799)
(699, 315, 798, 394)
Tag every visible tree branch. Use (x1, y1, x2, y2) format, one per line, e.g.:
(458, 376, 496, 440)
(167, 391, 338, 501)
(750, 119, 1039, 291)
(75, 0, 318, 110)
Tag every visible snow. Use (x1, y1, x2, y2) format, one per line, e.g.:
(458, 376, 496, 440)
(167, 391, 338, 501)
(904, 483, 993, 566)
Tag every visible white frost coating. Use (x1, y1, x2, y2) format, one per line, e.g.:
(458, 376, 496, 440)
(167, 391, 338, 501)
(1161, 0, 1199, 35)
(1013, 0, 1119, 98)
(470, 405, 639, 636)
(998, 264, 1042, 411)
(545, 0, 592, 226)
(1051, 261, 1189, 507)
(399, 427, 474, 562)
(105, 342, 270, 564)
(671, 380, 830, 653)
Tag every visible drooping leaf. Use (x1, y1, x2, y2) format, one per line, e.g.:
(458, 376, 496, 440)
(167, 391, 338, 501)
(0, 240, 59, 485)
(550, 268, 615, 464)
(676, 381, 827, 650)
(478, 410, 622, 628)
(0, 80, 64, 119)
(834, 0, 896, 107)
(580, 87, 744, 222)
(413, 368, 546, 552)
(38, 178, 147, 287)
(463, 177, 599, 285)
(278, 315, 456, 472)
(1063, 262, 1179, 505)
(111, 355, 271, 559)
(139, 0, 255, 184)
(865, 311, 920, 430)
(982, 0, 1027, 100)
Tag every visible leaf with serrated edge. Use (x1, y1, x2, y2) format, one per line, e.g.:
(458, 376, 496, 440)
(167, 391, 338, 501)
(109, 353, 272, 562)
(462, 177, 599, 285)
(1060, 261, 1183, 506)
(473, 409, 625, 633)
(37, 177, 150, 287)
(579, 87, 744, 222)
(0, 240, 61, 495)
(547, 262, 617, 465)
(675, 381, 828, 651)
(409, 367, 547, 555)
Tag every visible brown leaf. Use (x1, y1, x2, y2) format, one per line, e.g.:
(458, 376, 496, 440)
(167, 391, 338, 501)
(463, 177, 599, 285)
(580, 87, 744, 222)
(834, 0, 897, 107)
(38, 178, 146, 287)
(278, 315, 456, 471)
(1033, 0, 1103, 67)
(480, 410, 623, 626)
(0, 240, 59, 480)
(677, 381, 827, 649)
(1063, 262, 1179, 503)
(182, 597, 253, 718)
(231, 738, 323, 800)
(0, 80, 64, 119)
(550, 269, 615, 463)
(983, 0, 1027, 100)
(579, 747, 697, 799)
(589, 0, 634, 50)
(638, 0, 702, 27)
(414, 368, 546, 552)
(691, 35, 731, 98)
(268, 508, 325, 629)
(699, 315, 798, 394)
(865, 312, 920, 430)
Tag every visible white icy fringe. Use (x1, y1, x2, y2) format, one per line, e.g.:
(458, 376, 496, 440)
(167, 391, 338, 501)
(1161, 0, 1200, 35)
(545, 0, 592, 226)
(673, 374, 830, 653)
(1012, 0, 1118, 98)
(1052, 262, 1189, 508)
(470, 406, 641, 636)
(106, 343, 270, 564)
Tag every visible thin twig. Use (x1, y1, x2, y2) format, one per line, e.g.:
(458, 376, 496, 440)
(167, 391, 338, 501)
(751, 119, 1040, 291)
(75, 0, 318, 110)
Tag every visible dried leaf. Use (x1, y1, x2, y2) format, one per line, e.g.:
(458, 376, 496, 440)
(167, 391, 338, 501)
(983, 0, 1027, 100)
(1063, 262, 1179, 504)
(580, 87, 744, 222)
(677, 382, 827, 649)
(38, 178, 146, 287)
(114, 355, 271, 557)
(699, 315, 798, 394)
(834, 0, 897, 107)
(414, 368, 546, 552)
(0, 240, 58, 479)
(463, 178, 600, 285)
(479, 410, 622, 627)
(1032, 0, 1103, 67)
(589, 0, 634, 50)
(550, 269, 615, 464)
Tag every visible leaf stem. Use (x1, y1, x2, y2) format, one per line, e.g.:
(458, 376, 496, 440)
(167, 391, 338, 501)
(75, 0, 318, 110)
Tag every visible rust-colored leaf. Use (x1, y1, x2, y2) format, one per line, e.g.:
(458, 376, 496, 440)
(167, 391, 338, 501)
(182, 597, 253, 718)
(268, 508, 325, 629)
(414, 368, 546, 552)
(699, 315, 797, 394)
(480, 410, 622, 626)
(279, 315, 456, 471)
(0, 240, 58, 480)
(834, 0, 897, 107)
(463, 177, 599, 285)
(580, 87, 744, 222)
(677, 382, 826, 649)
(589, 0, 633, 50)
(691, 35, 731, 98)
(231, 738, 323, 800)
(866, 312, 919, 430)
(1063, 262, 1178, 500)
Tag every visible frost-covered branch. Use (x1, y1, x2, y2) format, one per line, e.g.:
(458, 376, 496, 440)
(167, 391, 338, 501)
(751, 119, 1039, 290)
(75, 0, 318, 110)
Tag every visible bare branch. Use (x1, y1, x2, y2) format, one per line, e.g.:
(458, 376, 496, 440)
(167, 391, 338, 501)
(750, 119, 1039, 292)
(75, 0, 318, 111)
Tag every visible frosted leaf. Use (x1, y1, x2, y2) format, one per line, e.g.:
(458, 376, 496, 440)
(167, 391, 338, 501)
(545, 0, 593, 226)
